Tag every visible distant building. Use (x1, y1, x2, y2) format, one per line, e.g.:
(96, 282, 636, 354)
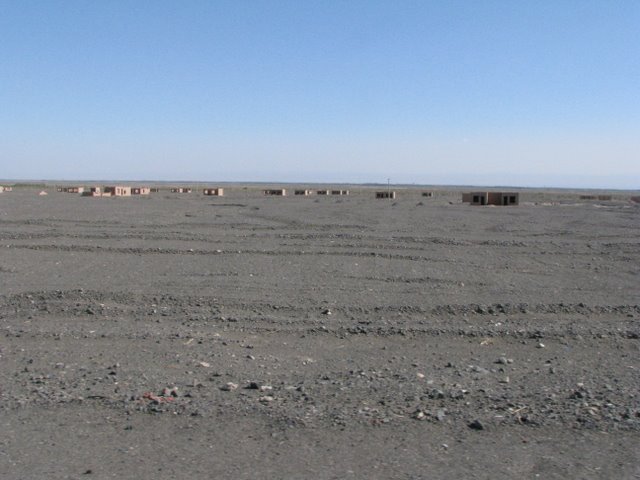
(203, 188, 224, 196)
(331, 190, 349, 195)
(422, 191, 434, 197)
(462, 192, 519, 206)
(132, 187, 151, 195)
(58, 186, 84, 193)
(2, 186, 12, 192)
(150, 188, 161, 193)
(376, 191, 396, 199)
(171, 187, 192, 193)
(263, 189, 286, 196)
(316, 190, 328, 195)
(294, 189, 312, 196)
(580, 195, 612, 201)
(81, 187, 102, 197)
(104, 186, 132, 197)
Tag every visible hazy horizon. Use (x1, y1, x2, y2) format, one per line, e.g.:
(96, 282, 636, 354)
(2, 174, 638, 192)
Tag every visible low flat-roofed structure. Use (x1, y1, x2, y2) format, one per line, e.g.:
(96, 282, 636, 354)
(132, 187, 150, 195)
(331, 190, 350, 195)
(294, 189, 312, 196)
(104, 186, 132, 197)
(580, 195, 612, 201)
(171, 187, 192, 193)
(150, 187, 161, 193)
(376, 191, 396, 199)
(463, 192, 519, 206)
(81, 187, 102, 197)
(203, 188, 224, 196)
(264, 189, 286, 196)
(422, 191, 434, 197)
(316, 190, 328, 195)
(58, 186, 84, 193)
(3, 186, 12, 192)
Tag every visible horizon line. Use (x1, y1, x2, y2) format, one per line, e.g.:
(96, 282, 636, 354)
(1, 178, 638, 193)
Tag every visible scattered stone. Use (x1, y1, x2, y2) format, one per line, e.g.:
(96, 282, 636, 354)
(221, 382, 238, 391)
(322, 309, 332, 315)
(198, 361, 211, 368)
(162, 387, 179, 397)
(259, 395, 274, 403)
(468, 419, 485, 430)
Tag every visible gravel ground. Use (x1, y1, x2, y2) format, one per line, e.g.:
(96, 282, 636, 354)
(0, 186, 638, 479)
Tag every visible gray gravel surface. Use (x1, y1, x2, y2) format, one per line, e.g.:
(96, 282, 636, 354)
(0, 186, 638, 479)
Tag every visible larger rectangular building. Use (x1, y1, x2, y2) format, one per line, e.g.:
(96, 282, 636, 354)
(462, 192, 519, 206)
(104, 186, 132, 197)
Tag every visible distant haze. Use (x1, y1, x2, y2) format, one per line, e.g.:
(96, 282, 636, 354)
(1, 2, 638, 189)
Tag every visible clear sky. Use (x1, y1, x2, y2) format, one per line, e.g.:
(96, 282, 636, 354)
(1, 1, 638, 188)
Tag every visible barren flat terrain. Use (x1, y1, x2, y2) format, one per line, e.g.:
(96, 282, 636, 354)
(0, 186, 638, 479)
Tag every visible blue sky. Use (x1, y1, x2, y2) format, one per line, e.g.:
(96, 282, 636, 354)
(1, 1, 638, 188)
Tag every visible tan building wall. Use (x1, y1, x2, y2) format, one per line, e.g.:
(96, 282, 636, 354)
(104, 186, 132, 197)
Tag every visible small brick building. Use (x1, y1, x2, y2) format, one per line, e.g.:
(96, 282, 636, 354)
(81, 187, 102, 197)
(203, 188, 224, 196)
(104, 186, 132, 197)
(264, 189, 286, 196)
(376, 191, 396, 199)
(462, 192, 519, 206)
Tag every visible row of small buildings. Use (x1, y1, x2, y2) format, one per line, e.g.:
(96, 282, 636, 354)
(57, 186, 153, 197)
(265, 189, 350, 196)
(6, 186, 632, 205)
(52, 186, 519, 204)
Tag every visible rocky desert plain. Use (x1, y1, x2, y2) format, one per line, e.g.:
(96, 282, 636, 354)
(0, 184, 638, 479)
